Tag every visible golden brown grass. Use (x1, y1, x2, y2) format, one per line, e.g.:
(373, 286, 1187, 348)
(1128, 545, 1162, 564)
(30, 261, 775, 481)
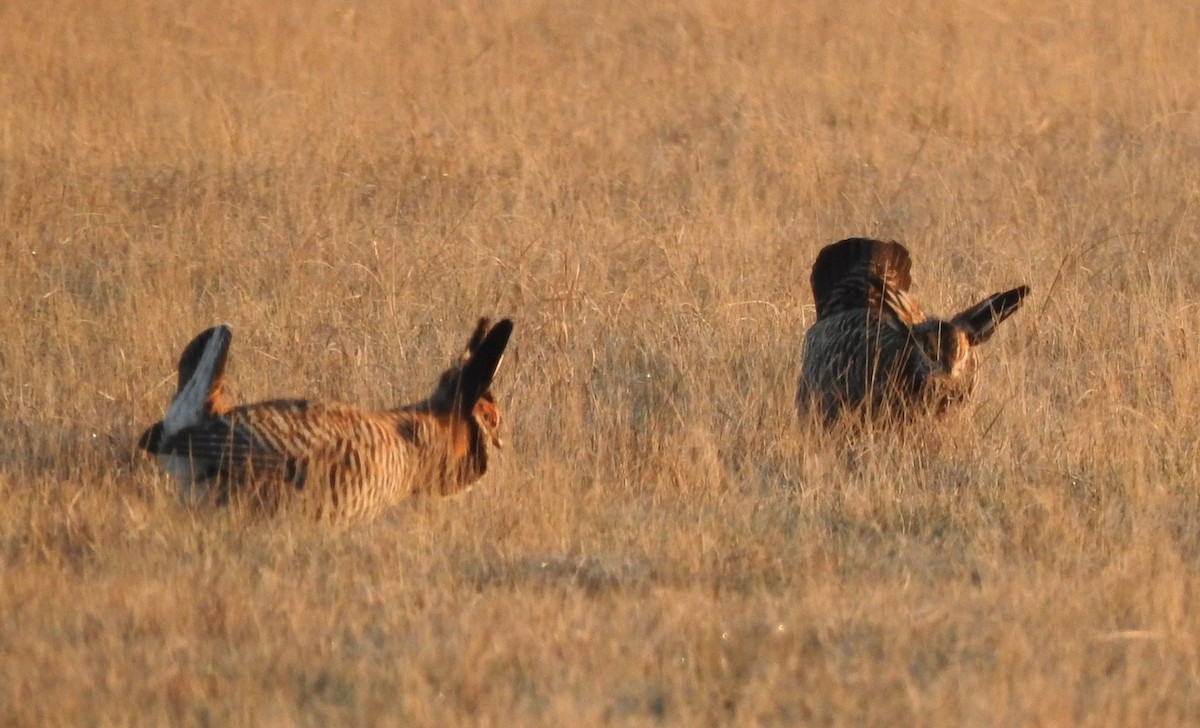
(3, 0, 1200, 724)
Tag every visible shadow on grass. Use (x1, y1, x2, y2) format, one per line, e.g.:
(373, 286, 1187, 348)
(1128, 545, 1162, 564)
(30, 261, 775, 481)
(462, 551, 658, 597)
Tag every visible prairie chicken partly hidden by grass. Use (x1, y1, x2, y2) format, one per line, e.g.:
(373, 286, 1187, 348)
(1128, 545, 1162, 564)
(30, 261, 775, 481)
(138, 318, 514, 522)
(796, 238, 1029, 426)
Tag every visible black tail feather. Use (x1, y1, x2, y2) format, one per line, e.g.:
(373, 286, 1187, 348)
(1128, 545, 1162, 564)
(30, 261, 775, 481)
(953, 286, 1030, 345)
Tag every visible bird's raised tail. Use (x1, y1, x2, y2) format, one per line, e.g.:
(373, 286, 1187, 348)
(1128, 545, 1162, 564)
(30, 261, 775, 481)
(951, 286, 1030, 345)
(138, 324, 234, 452)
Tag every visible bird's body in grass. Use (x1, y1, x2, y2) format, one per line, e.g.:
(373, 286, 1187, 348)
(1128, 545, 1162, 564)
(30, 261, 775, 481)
(797, 238, 1028, 426)
(138, 318, 513, 522)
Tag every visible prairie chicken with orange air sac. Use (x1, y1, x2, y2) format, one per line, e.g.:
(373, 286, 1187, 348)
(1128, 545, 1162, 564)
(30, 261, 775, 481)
(138, 318, 513, 522)
(796, 238, 1028, 426)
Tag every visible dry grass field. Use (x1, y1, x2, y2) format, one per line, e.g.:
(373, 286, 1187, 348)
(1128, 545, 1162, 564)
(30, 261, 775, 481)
(2, 0, 1200, 724)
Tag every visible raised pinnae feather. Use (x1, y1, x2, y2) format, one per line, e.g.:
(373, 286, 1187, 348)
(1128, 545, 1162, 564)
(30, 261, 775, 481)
(422, 318, 514, 416)
(455, 319, 513, 414)
(462, 317, 491, 359)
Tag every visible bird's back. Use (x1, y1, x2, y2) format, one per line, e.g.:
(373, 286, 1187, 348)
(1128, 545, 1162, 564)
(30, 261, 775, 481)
(158, 400, 458, 522)
(798, 308, 926, 424)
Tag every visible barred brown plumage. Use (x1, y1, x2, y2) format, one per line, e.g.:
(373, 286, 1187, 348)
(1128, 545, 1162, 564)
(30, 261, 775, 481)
(796, 238, 1028, 426)
(138, 318, 513, 522)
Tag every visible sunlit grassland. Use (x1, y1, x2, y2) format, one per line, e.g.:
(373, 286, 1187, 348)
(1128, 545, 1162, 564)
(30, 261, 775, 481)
(2, 0, 1200, 724)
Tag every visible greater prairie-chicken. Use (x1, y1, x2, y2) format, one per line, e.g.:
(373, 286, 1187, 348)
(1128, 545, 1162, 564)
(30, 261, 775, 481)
(138, 318, 514, 522)
(796, 238, 1028, 425)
